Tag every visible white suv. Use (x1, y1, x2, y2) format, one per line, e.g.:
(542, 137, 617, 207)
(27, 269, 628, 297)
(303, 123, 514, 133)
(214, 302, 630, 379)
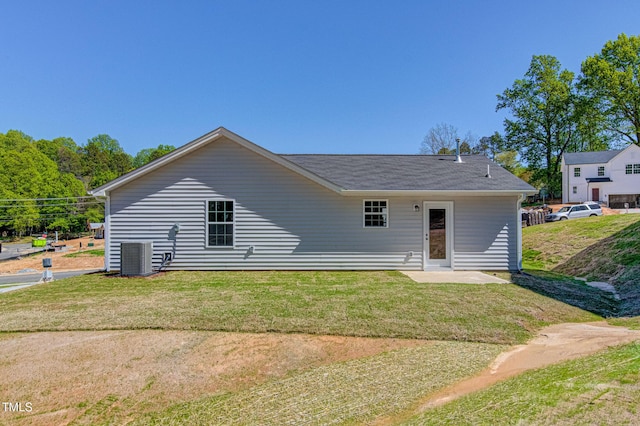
(545, 203, 603, 221)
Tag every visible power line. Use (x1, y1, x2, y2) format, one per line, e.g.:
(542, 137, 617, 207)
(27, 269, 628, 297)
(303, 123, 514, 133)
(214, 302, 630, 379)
(0, 196, 104, 202)
(0, 200, 104, 208)
(0, 196, 105, 226)
(0, 214, 100, 223)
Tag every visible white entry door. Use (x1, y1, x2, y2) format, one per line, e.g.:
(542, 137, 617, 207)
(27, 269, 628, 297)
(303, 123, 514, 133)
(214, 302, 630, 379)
(423, 202, 453, 269)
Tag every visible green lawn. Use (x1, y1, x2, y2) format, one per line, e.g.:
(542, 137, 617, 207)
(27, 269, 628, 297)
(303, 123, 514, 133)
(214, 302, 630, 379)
(63, 248, 105, 258)
(0, 271, 596, 344)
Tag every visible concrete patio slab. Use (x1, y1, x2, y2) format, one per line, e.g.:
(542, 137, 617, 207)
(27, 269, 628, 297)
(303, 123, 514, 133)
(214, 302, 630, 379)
(402, 270, 511, 284)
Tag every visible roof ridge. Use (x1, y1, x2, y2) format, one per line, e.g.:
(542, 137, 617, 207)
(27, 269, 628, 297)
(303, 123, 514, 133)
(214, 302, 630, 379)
(280, 153, 483, 157)
(565, 148, 623, 155)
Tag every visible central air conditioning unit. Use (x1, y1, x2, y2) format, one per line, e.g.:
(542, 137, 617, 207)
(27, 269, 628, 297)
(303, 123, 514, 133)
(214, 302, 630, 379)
(120, 241, 153, 276)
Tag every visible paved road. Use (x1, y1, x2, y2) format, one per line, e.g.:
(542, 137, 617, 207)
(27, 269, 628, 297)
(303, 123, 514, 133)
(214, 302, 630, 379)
(0, 242, 47, 261)
(0, 269, 102, 294)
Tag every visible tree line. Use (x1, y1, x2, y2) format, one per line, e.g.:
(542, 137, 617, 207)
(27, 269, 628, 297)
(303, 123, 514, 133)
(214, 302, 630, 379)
(0, 130, 174, 237)
(422, 33, 640, 198)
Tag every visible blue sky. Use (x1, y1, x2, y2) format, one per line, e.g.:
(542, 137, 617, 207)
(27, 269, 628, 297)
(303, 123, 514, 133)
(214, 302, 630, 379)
(2, 1, 639, 155)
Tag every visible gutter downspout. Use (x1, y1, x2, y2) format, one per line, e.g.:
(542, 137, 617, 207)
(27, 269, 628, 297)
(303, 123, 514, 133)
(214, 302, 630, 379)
(104, 193, 111, 272)
(516, 193, 526, 272)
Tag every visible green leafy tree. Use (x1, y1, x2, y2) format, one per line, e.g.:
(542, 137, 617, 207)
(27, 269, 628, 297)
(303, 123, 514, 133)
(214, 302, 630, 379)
(580, 33, 640, 146)
(497, 55, 589, 195)
(36, 137, 83, 177)
(0, 131, 91, 235)
(82, 134, 132, 189)
(133, 144, 176, 168)
(495, 150, 520, 173)
(475, 132, 505, 160)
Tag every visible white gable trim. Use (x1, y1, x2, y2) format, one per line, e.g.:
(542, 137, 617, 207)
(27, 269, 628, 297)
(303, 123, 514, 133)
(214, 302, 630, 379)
(89, 127, 344, 196)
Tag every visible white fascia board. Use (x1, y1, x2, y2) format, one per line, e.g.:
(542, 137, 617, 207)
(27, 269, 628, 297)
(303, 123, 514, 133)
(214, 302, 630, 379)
(340, 189, 539, 197)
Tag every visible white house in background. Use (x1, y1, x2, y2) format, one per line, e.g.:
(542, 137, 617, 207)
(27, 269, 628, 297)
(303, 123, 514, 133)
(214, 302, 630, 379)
(561, 144, 640, 207)
(90, 127, 536, 272)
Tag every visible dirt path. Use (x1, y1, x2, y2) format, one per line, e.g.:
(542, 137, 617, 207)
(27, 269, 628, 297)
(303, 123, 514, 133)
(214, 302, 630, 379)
(372, 321, 640, 425)
(416, 322, 640, 411)
(2, 322, 639, 425)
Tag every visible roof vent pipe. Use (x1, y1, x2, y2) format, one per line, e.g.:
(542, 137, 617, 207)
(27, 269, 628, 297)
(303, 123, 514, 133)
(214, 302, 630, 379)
(455, 138, 462, 163)
(486, 164, 492, 178)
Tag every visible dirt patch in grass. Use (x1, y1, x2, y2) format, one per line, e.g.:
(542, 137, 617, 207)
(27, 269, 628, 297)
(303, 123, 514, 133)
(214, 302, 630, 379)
(0, 330, 425, 425)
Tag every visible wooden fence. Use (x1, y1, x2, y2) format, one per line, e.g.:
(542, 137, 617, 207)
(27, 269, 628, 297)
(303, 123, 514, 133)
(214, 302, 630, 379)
(521, 209, 547, 227)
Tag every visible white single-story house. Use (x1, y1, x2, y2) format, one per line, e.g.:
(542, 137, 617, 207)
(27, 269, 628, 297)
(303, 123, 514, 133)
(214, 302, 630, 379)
(561, 144, 640, 207)
(90, 127, 536, 272)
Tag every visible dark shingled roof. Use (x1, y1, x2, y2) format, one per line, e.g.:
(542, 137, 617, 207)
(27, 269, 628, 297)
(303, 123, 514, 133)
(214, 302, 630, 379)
(563, 150, 622, 165)
(281, 154, 535, 192)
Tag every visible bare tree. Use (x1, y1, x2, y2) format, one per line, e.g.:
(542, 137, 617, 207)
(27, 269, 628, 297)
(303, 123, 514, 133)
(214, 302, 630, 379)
(420, 123, 459, 154)
(419, 123, 477, 154)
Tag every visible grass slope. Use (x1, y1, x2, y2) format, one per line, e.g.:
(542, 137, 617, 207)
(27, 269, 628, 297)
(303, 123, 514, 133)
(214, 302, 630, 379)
(522, 214, 640, 282)
(0, 271, 596, 344)
(517, 214, 640, 317)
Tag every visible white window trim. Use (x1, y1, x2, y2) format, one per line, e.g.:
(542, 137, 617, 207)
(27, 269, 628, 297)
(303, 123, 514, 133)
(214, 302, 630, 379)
(625, 163, 640, 174)
(574, 167, 581, 177)
(598, 166, 605, 176)
(363, 199, 389, 228)
(206, 199, 236, 248)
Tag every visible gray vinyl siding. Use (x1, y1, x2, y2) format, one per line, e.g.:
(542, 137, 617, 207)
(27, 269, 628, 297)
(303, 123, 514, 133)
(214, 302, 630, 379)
(108, 138, 423, 270)
(452, 197, 518, 270)
(107, 138, 520, 271)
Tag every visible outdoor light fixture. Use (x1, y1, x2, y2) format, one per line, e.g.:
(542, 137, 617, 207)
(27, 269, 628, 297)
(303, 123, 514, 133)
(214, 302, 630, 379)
(413, 204, 420, 212)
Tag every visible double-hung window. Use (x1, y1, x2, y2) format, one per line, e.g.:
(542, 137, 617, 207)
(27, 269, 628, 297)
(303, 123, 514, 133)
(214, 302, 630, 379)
(626, 164, 640, 174)
(598, 166, 605, 176)
(207, 200, 235, 247)
(364, 200, 388, 228)
(574, 167, 581, 177)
